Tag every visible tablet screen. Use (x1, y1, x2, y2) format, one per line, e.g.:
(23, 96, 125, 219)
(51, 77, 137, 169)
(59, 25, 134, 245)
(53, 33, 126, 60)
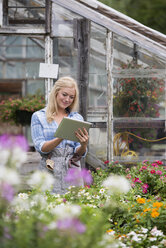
(54, 117, 92, 142)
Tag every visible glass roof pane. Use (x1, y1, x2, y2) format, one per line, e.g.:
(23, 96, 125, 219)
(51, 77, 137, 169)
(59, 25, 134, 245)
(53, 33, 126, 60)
(8, 0, 45, 27)
(52, 3, 81, 37)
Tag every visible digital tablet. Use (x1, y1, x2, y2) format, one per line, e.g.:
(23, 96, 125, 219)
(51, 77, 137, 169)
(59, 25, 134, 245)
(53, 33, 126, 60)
(54, 117, 92, 142)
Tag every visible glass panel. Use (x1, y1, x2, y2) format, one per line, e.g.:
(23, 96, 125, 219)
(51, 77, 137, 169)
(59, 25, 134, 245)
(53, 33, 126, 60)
(27, 38, 45, 58)
(113, 34, 134, 69)
(113, 126, 166, 163)
(8, 0, 45, 27)
(91, 22, 107, 38)
(89, 128, 107, 161)
(0, 36, 44, 80)
(53, 38, 78, 78)
(27, 80, 45, 95)
(88, 74, 107, 109)
(113, 71, 165, 118)
(52, 3, 81, 37)
(88, 22, 107, 109)
(112, 34, 166, 163)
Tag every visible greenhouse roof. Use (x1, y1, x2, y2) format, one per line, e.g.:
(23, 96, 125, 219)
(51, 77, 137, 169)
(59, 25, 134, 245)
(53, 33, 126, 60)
(52, 0, 166, 60)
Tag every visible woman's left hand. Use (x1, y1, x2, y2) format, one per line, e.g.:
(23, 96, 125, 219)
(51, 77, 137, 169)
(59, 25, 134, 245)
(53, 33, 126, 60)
(75, 127, 89, 147)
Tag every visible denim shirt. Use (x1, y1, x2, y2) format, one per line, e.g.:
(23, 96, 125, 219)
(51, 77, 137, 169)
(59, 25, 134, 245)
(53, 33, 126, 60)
(31, 108, 86, 156)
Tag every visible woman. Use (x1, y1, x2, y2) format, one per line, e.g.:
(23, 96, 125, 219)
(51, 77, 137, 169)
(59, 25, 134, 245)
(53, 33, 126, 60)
(31, 76, 89, 194)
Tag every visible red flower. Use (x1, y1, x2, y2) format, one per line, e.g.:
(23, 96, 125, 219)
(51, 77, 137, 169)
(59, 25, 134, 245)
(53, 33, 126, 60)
(104, 160, 109, 164)
(150, 170, 155, 174)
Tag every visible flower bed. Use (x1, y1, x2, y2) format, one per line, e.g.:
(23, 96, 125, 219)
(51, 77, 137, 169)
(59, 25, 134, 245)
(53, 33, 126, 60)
(0, 134, 165, 248)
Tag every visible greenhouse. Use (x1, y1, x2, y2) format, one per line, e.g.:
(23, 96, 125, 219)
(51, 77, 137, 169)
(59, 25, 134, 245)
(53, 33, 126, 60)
(0, 0, 166, 167)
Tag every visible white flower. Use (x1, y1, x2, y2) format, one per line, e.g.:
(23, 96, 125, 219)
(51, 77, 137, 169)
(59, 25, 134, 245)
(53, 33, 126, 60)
(149, 237, 157, 241)
(27, 171, 54, 191)
(102, 175, 131, 194)
(12, 196, 30, 213)
(18, 193, 29, 200)
(12, 147, 27, 168)
(131, 235, 142, 242)
(127, 231, 137, 236)
(0, 149, 10, 166)
(99, 188, 105, 194)
(47, 221, 57, 230)
(0, 167, 20, 185)
(30, 194, 48, 208)
(140, 227, 148, 233)
(150, 226, 164, 237)
(150, 246, 158, 248)
(51, 204, 81, 219)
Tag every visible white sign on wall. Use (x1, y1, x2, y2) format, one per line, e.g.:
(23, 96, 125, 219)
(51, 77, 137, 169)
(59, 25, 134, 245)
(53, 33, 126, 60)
(39, 63, 59, 79)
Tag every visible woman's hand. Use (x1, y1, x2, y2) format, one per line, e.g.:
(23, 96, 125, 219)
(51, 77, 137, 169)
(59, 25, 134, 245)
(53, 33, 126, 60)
(75, 127, 89, 148)
(75, 127, 89, 156)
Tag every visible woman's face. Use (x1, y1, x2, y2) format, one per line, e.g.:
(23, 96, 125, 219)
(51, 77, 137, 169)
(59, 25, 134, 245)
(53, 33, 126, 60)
(56, 87, 75, 111)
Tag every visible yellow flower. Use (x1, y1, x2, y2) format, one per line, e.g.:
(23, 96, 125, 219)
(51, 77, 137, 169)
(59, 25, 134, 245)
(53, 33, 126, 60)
(151, 211, 160, 218)
(153, 202, 163, 208)
(143, 208, 151, 212)
(106, 229, 114, 233)
(137, 198, 146, 204)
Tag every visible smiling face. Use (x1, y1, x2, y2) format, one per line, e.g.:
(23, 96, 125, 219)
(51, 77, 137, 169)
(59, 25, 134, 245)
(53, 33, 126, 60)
(56, 87, 76, 111)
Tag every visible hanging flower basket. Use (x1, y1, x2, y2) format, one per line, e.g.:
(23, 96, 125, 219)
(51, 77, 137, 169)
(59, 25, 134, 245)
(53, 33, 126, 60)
(15, 110, 33, 126)
(0, 94, 45, 126)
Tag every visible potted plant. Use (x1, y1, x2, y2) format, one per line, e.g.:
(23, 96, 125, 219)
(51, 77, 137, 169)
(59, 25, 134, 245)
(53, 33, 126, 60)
(0, 94, 45, 126)
(113, 60, 165, 118)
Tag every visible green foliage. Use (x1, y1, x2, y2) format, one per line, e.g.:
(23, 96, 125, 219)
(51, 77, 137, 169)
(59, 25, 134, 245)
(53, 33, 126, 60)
(99, 0, 166, 34)
(0, 94, 45, 125)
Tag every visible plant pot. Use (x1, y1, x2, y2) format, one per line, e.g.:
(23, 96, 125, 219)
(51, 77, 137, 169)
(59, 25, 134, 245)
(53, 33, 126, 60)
(15, 110, 33, 126)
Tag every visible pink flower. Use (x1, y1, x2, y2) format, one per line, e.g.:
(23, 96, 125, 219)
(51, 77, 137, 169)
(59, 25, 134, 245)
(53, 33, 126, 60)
(142, 183, 149, 189)
(156, 170, 162, 175)
(133, 177, 142, 183)
(150, 170, 156, 174)
(57, 218, 86, 234)
(126, 174, 131, 179)
(155, 160, 163, 165)
(151, 163, 158, 167)
(0, 134, 28, 151)
(139, 166, 147, 171)
(131, 183, 135, 188)
(65, 168, 93, 186)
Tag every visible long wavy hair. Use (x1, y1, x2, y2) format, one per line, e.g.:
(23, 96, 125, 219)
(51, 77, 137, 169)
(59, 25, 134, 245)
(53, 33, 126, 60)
(46, 76, 79, 123)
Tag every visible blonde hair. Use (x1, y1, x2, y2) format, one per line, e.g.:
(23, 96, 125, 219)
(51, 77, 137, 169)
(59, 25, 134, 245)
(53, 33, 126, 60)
(46, 76, 79, 122)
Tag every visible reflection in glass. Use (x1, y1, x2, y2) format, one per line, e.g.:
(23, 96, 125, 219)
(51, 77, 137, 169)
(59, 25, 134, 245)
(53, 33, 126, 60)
(89, 128, 107, 161)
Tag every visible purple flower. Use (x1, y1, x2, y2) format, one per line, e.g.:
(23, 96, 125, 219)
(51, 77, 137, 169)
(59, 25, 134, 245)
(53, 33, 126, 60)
(57, 218, 86, 234)
(4, 227, 12, 240)
(1, 182, 15, 202)
(0, 134, 28, 151)
(81, 169, 93, 185)
(65, 168, 93, 186)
